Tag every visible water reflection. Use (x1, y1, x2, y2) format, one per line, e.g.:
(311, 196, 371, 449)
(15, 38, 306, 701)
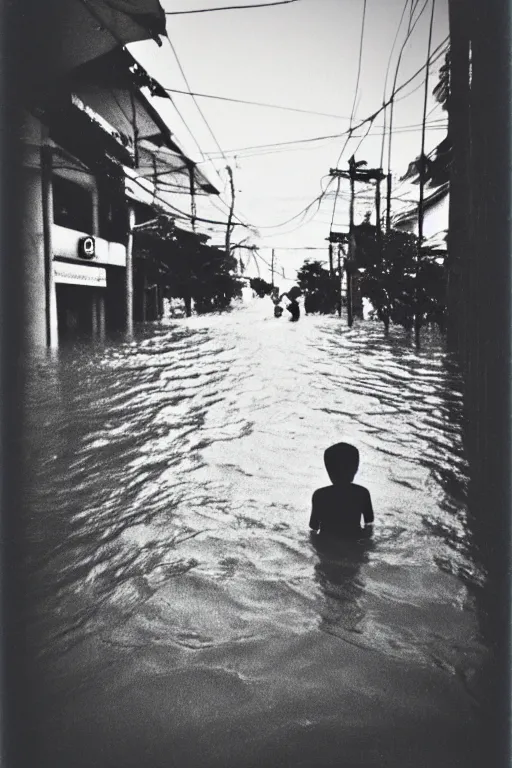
(311, 531, 374, 639)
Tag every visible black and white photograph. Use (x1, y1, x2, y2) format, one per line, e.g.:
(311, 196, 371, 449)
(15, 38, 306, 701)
(1, 0, 510, 766)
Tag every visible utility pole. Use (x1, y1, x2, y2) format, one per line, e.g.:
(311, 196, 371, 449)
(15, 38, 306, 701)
(415, 0, 436, 344)
(347, 162, 355, 327)
(385, 172, 392, 233)
(328, 242, 334, 276)
(271, 248, 275, 287)
(225, 165, 235, 258)
(188, 163, 197, 233)
(330, 157, 385, 327)
(375, 173, 382, 258)
(337, 243, 342, 318)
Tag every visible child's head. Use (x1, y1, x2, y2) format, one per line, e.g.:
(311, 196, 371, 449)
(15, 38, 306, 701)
(324, 442, 359, 484)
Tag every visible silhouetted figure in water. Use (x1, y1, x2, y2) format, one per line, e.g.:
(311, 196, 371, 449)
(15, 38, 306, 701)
(310, 443, 374, 539)
(286, 298, 300, 322)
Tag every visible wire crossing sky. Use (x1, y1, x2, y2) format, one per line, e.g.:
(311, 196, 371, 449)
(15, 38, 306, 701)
(130, 0, 448, 280)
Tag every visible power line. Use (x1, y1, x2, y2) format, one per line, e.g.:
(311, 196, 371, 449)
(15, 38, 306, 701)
(253, 175, 335, 230)
(330, 0, 367, 228)
(128, 171, 251, 228)
(234, 37, 448, 232)
(386, 0, 430, 184)
(212, 36, 448, 236)
(165, 0, 302, 14)
(164, 35, 228, 163)
(349, 0, 367, 131)
(203, 119, 447, 158)
(380, 0, 410, 168)
(161, 87, 353, 119)
(160, 39, 447, 154)
(333, 0, 369, 172)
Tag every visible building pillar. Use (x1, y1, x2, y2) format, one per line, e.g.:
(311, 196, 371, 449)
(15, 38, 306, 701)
(41, 143, 58, 348)
(126, 206, 135, 336)
(141, 266, 148, 322)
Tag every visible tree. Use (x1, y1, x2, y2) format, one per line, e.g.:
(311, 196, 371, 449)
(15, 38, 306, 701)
(151, 230, 243, 316)
(296, 260, 337, 314)
(249, 277, 274, 297)
(360, 230, 446, 331)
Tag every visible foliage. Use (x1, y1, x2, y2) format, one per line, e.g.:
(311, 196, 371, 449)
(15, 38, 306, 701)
(296, 260, 338, 314)
(433, 48, 451, 111)
(249, 277, 274, 297)
(360, 229, 446, 330)
(138, 232, 243, 314)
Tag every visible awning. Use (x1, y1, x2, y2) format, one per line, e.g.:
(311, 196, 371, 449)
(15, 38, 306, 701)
(21, 0, 166, 92)
(137, 141, 219, 196)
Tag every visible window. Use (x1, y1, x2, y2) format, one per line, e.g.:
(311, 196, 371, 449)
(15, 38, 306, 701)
(53, 174, 93, 233)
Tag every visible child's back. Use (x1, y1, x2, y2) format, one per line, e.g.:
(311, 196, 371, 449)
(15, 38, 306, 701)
(310, 443, 374, 538)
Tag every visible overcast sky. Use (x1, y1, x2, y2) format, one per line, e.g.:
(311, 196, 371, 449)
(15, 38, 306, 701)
(129, 0, 448, 284)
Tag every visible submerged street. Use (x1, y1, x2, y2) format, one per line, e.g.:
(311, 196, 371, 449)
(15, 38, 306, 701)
(24, 300, 488, 768)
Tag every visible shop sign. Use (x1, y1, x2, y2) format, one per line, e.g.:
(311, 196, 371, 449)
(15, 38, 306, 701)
(54, 260, 106, 287)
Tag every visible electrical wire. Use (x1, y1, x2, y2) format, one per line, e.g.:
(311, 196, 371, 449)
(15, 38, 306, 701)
(164, 35, 228, 163)
(165, 0, 302, 14)
(127, 171, 248, 228)
(203, 118, 447, 158)
(332, 0, 369, 173)
(161, 87, 353, 119)
(417, 0, 437, 243)
(348, 0, 368, 132)
(329, 0, 367, 232)
(231, 39, 448, 235)
(386, 0, 430, 185)
(252, 175, 335, 231)
(380, 0, 410, 168)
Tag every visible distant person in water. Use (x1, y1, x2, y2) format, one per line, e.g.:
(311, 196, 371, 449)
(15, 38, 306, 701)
(286, 298, 300, 322)
(310, 443, 374, 538)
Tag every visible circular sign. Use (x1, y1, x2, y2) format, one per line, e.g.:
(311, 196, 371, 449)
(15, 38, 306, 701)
(78, 236, 95, 259)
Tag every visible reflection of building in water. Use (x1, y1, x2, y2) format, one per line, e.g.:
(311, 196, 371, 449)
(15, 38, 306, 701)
(311, 533, 373, 637)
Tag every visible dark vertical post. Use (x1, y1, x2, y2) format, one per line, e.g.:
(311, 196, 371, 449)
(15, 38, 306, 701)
(337, 243, 342, 317)
(188, 164, 196, 233)
(271, 248, 275, 287)
(375, 173, 382, 257)
(141, 262, 147, 323)
(129, 88, 139, 168)
(41, 143, 58, 347)
(225, 164, 234, 257)
(466, 3, 511, 767)
(415, 0, 436, 344)
(385, 172, 392, 233)
(126, 206, 135, 336)
(328, 241, 334, 276)
(347, 167, 355, 327)
(447, 0, 471, 355)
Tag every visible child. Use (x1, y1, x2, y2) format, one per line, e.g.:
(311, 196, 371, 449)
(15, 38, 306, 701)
(309, 442, 374, 538)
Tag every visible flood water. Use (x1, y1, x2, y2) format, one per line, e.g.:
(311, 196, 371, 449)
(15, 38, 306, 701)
(22, 298, 491, 767)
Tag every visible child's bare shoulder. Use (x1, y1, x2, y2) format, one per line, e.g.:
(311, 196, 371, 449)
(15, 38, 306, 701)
(351, 482, 371, 494)
(312, 485, 333, 499)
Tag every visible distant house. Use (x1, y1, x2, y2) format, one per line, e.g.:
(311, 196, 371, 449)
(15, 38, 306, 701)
(392, 181, 449, 253)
